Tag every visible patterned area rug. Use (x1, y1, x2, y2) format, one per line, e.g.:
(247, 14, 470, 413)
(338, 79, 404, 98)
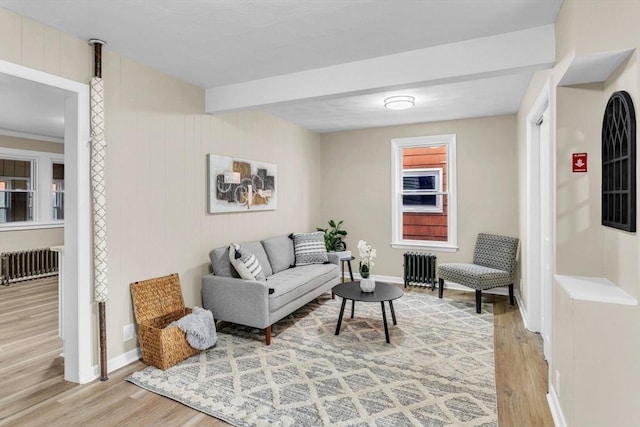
(127, 289, 497, 426)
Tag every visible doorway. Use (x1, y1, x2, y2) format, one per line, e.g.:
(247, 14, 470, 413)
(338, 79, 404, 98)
(526, 79, 553, 363)
(0, 59, 93, 383)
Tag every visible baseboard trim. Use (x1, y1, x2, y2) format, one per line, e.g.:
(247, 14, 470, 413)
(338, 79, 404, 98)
(363, 273, 403, 285)
(515, 290, 531, 331)
(91, 347, 142, 379)
(547, 385, 567, 427)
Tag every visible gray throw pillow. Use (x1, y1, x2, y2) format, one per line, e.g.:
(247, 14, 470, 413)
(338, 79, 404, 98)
(228, 243, 266, 281)
(210, 246, 239, 278)
(292, 231, 328, 266)
(261, 235, 295, 274)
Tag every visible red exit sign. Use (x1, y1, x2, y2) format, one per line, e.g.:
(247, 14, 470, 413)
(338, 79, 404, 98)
(573, 153, 587, 172)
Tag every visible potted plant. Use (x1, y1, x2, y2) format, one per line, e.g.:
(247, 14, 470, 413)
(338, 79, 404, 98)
(316, 219, 347, 252)
(357, 240, 376, 292)
(357, 240, 376, 278)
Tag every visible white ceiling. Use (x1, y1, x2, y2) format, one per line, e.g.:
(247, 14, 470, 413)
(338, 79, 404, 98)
(0, 0, 563, 137)
(0, 73, 66, 141)
(264, 73, 535, 133)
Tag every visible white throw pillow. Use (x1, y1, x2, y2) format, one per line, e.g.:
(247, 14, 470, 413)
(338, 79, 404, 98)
(228, 243, 266, 281)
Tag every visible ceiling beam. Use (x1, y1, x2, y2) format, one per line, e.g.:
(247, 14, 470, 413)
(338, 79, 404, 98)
(205, 24, 555, 114)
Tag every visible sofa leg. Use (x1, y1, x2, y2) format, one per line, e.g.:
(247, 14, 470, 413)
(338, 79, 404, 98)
(265, 325, 271, 345)
(331, 291, 335, 299)
(438, 278, 444, 299)
(509, 283, 515, 306)
(475, 290, 482, 313)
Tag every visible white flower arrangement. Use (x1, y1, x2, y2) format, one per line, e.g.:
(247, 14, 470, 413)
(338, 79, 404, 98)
(357, 240, 376, 278)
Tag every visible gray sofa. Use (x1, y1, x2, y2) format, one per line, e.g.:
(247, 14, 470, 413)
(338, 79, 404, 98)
(201, 234, 340, 344)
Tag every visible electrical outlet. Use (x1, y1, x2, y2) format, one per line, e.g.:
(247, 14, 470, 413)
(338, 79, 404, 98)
(123, 324, 135, 342)
(555, 370, 560, 396)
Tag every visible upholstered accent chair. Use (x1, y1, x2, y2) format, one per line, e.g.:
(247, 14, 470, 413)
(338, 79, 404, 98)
(437, 233, 519, 313)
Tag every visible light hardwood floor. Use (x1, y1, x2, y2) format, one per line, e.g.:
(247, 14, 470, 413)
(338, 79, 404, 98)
(0, 279, 554, 426)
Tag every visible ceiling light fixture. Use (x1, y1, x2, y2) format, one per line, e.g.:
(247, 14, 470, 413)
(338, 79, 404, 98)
(384, 95, 415, 110)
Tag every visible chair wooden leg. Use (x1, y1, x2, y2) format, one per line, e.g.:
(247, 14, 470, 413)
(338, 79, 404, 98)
(475, 290, 482, 313)
(509, 283, 515, 306)
(438, 278, 444, 298)
(265, 325, 271, 345)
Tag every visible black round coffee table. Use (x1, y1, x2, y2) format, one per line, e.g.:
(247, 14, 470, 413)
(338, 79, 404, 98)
(332, 281, 403, 343)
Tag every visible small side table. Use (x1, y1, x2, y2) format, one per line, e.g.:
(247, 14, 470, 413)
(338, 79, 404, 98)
(340, 256, 355, 283)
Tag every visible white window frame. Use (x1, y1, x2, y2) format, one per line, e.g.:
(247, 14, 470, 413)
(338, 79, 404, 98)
(0, 147, 64, 230)
(391, 134, 458, 252)
(402, 167, 443, 213)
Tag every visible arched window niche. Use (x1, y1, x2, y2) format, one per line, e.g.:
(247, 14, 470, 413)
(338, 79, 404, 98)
(601, 90, 636, 232)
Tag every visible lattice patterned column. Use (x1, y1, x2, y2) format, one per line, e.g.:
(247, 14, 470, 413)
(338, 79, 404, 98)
(89, 38, 109, 381)
(91, 76, 108, 302)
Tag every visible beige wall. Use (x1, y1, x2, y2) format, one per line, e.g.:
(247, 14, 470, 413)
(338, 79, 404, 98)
(0, 134, 64, 153)
(0, 134, 64, 252)
(1, 7, 323, 363)
(553, 75, 640, 425)
(0, 227, 62, 252)
(555, 83, 605, 277)
(516, 0, 640, 424)
(320, 115, 518, 278)
(555, 0, 640, 60)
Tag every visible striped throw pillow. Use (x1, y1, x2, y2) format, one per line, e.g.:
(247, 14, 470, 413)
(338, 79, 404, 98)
(228, 243, 266, 281)
(293, 231, 329, 265)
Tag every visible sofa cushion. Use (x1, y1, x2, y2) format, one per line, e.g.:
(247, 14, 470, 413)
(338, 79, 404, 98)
(229, 243, 266, 281)
(261, 235, 295, 274)
(267, 263, 338, 312)
(210, 241, 273, 277)
(292, 231, 328, 265)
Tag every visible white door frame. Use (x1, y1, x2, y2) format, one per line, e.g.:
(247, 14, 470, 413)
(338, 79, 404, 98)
(0, 60, 94, 383)
(525, 79, 554, 361)
(538, 106, 553, 362)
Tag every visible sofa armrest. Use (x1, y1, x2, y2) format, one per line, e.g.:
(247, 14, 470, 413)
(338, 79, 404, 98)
(327, 252, 340, 266)
(201, 274, 270, 329)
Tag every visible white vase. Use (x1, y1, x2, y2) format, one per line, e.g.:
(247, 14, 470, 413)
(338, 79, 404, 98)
(360, 277, 376, 292)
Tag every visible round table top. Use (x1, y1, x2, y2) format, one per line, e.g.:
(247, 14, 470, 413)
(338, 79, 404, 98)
(332, 281, 404, 303)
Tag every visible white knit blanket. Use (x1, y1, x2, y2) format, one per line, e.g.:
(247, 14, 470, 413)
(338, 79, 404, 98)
(171, 306, 217, 350)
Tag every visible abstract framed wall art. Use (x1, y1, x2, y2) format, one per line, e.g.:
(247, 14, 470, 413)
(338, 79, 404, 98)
(207, 154, 277, 213)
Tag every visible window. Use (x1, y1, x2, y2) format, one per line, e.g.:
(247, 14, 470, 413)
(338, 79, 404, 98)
(52, 163, 65, 220)
(0, 148, 64, 229)
(391, 134, 457, 251)
(402, 168, 443, 212)
(602, 90, 636, 232)
(0, 159, 34, 223)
